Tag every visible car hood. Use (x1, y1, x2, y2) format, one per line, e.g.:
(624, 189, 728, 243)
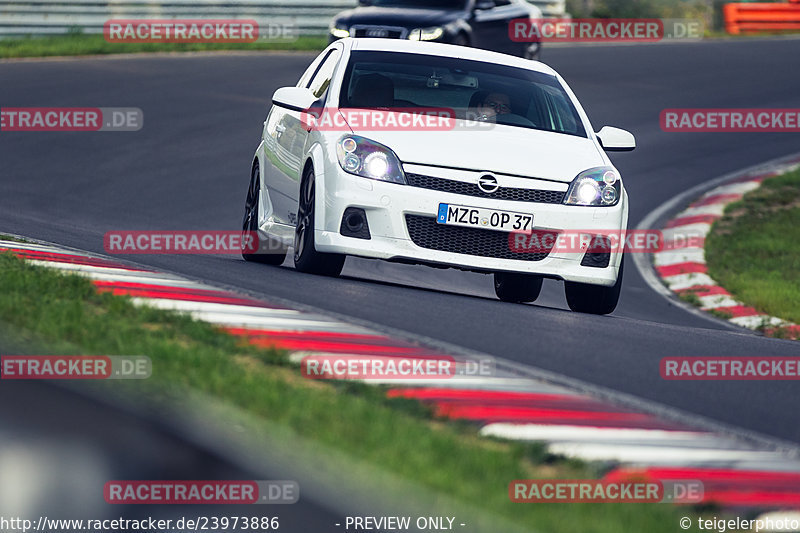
(340, 118, 605, 183)
(333, 7, 465, 28)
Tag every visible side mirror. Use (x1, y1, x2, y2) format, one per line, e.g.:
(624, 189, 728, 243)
(474, 0, 494, 11)
(272, 87, 318, 113)
(596, 126, 636, 152)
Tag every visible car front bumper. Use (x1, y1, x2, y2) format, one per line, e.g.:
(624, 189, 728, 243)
(314, 163, 627, 287)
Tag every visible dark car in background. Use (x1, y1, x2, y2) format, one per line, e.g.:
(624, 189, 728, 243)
(329, 0, 542, 60)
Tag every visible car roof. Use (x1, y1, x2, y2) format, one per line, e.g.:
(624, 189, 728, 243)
(344, 38, 558, 77)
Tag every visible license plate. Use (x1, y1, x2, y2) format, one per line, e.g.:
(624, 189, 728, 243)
(437, 203, 533, 232)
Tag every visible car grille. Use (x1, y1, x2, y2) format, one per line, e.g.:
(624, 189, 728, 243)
(405, 215, 551, 261)
(405, 173, 566, 204)
(352, 26, 407, 39)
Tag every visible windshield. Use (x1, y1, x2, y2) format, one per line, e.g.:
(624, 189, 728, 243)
(364, 0, 468, 8)
(339, 51, 587, 137)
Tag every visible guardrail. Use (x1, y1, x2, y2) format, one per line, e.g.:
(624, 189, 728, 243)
(0, 0, 567, 38)
(0, 0, 356, 37)
(724, 0, 800, 34)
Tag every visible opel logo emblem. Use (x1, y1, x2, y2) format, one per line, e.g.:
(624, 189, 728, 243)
(477, 174, 499, 194)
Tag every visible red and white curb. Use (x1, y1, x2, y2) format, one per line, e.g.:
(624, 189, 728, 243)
(652, 159, 800, 337)
(3, 237, 800, 511)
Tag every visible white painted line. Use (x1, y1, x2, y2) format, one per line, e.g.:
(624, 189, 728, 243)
(547, 442, 789, 465)
(661, 273, 717, 291)
(25, 260, 210, 289)
(81, 271, 210, 288)
(653, 248, 705, 267)
(130, 299, 379, 333)
(26, 259, 149, 275)
(181, 312, 371, 333)
(698, 295, 741, 309)
(0, 241, 89, 255)
(661, 223, 711, 242)
(707, 180, 763, 197)
(730, 315, 786, 329)
(129, 298, 288, 315)
(481, 424, 716, 445)
(677, 203, 727, 217)
(765, 163, 800, 176)
(375, 378, 576, 394)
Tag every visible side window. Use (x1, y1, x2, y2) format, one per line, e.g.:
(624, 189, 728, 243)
(296, 48, 332, 88)
(307, 48, 342, 100)
(297, 65, 318, 88)
(540, 87, 579, 134)
(494, 0, 511, 6)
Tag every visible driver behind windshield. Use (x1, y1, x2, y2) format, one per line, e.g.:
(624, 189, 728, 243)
(476, 91, 512, 121)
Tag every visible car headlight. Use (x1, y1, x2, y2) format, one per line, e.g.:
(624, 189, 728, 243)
(408, 26, 444, 41)
(336, 135, 406, 184)
(329, 21, 350, 38)
(564, 167, 621, 206)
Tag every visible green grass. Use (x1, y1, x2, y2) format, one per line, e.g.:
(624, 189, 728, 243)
(678, 290, 702, 307)
(5, 28, 800, 60)
(708, 308, 733, 320)
(705, 169, 800, 328)
(0, 250, 701, 532)
(0, 33, 327, 59)
(0, 234, 29, 243)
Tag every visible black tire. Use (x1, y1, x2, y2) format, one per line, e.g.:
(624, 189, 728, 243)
(564, 256, 624, 315)
(293, 166, 345, 277)
(494, 272, 543, 303)
(242, 162, 287, 265)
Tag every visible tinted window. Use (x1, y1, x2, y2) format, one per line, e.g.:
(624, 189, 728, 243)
(339, 51, 586, 137)
(296, 49, 331, 88)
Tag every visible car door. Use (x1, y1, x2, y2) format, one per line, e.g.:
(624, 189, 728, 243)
(262, 46, 342, 226)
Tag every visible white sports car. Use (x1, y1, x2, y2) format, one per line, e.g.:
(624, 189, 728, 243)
(243, 38, 635, 314)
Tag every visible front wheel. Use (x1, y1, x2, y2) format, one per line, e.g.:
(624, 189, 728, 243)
(494, 272, 543, 303)
(293, 166, 345, 277)
(564, 257, 624, 315)
(242, 162, 287, 265)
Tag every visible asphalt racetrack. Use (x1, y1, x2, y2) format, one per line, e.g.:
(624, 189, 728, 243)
(1, 38, 799, 445)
